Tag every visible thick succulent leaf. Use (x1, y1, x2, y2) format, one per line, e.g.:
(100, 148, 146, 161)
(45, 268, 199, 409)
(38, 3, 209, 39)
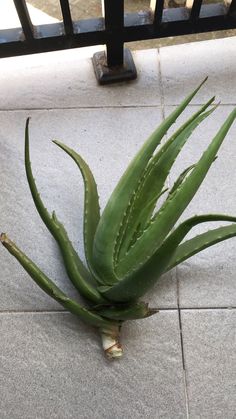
(53, 140, 101, 282)
(93, 301, 158, 320)
(118, 107, 236, 277)
(0, 234, 112, 328)
(127, 188, 169, 250)
(165, 223, 236, 272)
(166, 164, 195, 199)
(167, 157, 216, 201)
(25, 119, 105, 304)
(117, 102, 217, 263)
(100, 214, 236, 302)
(93, 78, 208, 284)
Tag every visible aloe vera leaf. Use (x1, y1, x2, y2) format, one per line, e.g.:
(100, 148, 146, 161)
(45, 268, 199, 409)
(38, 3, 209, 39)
(53, 140, 101, 281)
(167, 157, 217, 201)
(94, 302, 158, 320)
(100, 213, 236, 302)
(165, 223, 236, 272)
(0, 234, 112, 328)
(166, 164, 195, 199)
(119, 107, 236, 276)
(126, 188, 169, 250)
(93, 78, 208, 283)
(117, 103, 217, 264)
(115, 98, 215, 267)
(25, 119, 105, 304)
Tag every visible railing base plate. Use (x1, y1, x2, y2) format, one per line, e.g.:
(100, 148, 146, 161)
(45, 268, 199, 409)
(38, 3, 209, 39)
(92, 48, 137, 85)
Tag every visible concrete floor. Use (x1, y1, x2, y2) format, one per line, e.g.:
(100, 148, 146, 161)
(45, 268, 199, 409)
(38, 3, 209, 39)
(0, 36, 236, 418)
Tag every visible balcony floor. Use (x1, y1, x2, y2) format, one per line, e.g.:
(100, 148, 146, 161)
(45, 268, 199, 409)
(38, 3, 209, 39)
(0, 36, 236, 418)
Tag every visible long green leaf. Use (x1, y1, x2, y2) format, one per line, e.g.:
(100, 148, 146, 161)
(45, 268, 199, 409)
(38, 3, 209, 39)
(165, 223, 236, 272)
(93, 78, 209, 284)
(166, 158, 216, 201)
(166, 164, 195, 199)
(116, 102, 217, 264)
(0, 234, 112, 328)
(93, 302, 158, 320)
(100, 214, 236, 302)
(53, 140, 101, 283)
(126, 188, 169, 250)
(114, 98, 215, 267)
(118, 107, 236, 277)
(25, 119, 105, 304)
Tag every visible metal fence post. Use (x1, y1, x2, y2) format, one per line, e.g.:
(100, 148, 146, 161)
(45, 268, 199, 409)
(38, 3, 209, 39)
(13, 0, 34, 40)
(59, 0, 74, 35)
(1, 0, 236, 83)
(92, 0, 137, 84)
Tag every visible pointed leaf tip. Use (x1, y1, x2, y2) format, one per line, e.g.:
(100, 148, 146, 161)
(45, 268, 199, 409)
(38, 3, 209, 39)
(24, 123, 104, 303)
(201, 76, 208, 84)
(52, 139, 101, 281)
(26, 117, 30, 127)
(0, 233, 7, 243)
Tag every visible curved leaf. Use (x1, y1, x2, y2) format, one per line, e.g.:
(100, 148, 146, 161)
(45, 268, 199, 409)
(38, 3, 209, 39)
(166, 164, 195, 199)
(0, 234, 112, 328)
(165, 223, 236, 272)
(127, 188, 168, 250)
(100, 213, 236, 302)
(25, 119, 105, 304)
(166, 157, 216, 201)
(93, 301, 158, 320)
(53, 140, 102, 283)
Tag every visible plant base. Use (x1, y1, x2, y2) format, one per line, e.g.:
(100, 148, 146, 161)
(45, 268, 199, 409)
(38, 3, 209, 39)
(100, 325, 123, 359)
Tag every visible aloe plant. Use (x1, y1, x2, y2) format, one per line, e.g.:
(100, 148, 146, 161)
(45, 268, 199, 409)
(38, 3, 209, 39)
(1, 78, 236, 359)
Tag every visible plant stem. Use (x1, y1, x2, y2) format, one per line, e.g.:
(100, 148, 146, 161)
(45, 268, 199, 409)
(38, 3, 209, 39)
(100, 324, 123, 359)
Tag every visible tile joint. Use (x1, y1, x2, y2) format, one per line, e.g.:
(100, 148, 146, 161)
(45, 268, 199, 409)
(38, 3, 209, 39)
(176, 268, 190, 418)
(0, 307, 234, 315)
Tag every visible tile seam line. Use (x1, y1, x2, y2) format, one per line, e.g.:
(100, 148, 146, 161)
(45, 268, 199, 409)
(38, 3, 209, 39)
(179, 309, 190, 419)
(0, 307, 234, 315)
(160, 36, 191, 411)
(0, 104, 234, 112)
(0, 309, 178, 316)
(160, 36, 189, 413)
(0, 308, 179, 314)
(176, 306, 236, 310)
(158, 48, 191, 413)
(0, 105, 163, 112)
(158, 47, 191, 414)
(157, 46, 165, 121)
(176, 268, 190, 419)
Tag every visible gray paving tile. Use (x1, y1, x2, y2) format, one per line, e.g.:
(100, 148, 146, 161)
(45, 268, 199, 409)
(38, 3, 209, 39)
(160, 37, 236, 105)
(0, 107, 177, 310)
(145, 270, 178, 309)
(165, 105, 236, 308)
(0, 49, 161, 110)
(181, 309, 236, 419)
(0, 310, 186, 419)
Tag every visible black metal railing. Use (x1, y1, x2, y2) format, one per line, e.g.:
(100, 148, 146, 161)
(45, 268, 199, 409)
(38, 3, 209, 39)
(0, 0, 235, 84)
